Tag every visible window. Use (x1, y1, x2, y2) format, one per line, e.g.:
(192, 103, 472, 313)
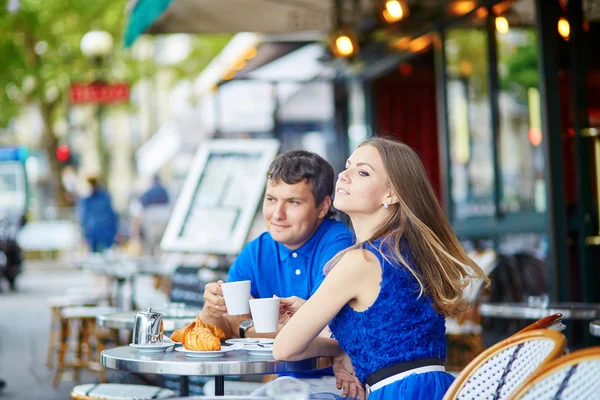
(446, 29, 495, 219)
(497, 28, 546, 213)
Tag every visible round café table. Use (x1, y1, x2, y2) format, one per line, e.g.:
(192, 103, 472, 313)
(97, 311, 199, 332)
(479, 302, 600, 320)
(590, 320, 600, 337)
(101, 346, 332, 396)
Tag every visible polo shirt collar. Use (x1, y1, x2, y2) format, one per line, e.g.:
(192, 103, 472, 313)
(277, 219, 331, 261)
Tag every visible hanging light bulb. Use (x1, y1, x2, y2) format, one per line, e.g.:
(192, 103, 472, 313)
(558, 17, 570, 40)
(329, 29, 359, 58)
(336, 36, 354, 56)
(380, 0, 408, 24)
(449, 1, 477, 16)
(495, 16, 509, 34)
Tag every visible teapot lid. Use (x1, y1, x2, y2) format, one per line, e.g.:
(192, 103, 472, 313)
(138, 307, 159, 315)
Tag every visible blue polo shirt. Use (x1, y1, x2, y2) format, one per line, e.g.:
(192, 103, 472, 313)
(228, 218, 353, 299)
(227, 218, 353, 379)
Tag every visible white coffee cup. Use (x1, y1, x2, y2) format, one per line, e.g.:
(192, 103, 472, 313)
(221, 280, 251, 315)
(249, 298, 280, 333)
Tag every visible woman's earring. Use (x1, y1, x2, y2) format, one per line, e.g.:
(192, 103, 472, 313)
(384, 202, 389, 209)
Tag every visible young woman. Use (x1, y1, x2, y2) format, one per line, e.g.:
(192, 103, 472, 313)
(273, 138, 488, 399)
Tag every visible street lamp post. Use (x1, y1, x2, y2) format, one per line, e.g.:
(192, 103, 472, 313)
(80, 31, 114, 179)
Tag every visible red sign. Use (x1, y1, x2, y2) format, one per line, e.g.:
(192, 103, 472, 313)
(70, 83, 130, 104)
(56, 145, 70, 162)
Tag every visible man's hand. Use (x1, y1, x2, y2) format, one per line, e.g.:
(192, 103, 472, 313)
(333, 353, 365, 400)
(203, 280, 227, 318)
(277, 295, 306, 325)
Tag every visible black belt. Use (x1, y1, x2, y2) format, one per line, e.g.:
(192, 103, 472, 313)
(365, 357, 443, 387)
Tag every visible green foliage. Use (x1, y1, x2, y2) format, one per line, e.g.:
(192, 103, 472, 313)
(445, 29, 490, 101)
(170, 35, 232, 80)
(0, 0, 230, 127)
(499, 30, 540, 99)
(0, 0, 128, 126)
(0, 0, 230, 205)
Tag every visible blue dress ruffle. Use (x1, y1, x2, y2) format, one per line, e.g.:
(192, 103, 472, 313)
(327, 237, 454, 399)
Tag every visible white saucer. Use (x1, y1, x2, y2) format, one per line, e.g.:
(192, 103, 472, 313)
(129, 342, 173, 353)
(175, 342, 244, 358)
(244, 344, 274, 357)
(164, 337, 182, 347)
(225, 338, 275, 346)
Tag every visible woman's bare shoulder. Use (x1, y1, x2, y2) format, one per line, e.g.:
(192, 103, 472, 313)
(334, 248, 381, 275)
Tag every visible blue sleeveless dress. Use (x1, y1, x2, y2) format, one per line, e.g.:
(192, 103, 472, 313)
(328, 238, 454, 399)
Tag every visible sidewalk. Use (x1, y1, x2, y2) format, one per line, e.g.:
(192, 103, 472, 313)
(0, 259, 104, 399)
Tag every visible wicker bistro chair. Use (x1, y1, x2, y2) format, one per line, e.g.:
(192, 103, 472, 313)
(442, 329, 566, 400)
(166, 397, 271, 400)
(515, 313, 566, 335)
(70, 383, 175, 400)
(512, 346, 600, 400)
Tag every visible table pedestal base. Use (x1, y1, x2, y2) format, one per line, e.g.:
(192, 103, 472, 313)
(215, 376, 225, 396)
(180, 376, 188, 396)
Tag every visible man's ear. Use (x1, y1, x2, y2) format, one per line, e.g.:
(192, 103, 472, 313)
(317, 196, 332, 219)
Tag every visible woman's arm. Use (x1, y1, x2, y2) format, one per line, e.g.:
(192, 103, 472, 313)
(273, 249, 377, 361)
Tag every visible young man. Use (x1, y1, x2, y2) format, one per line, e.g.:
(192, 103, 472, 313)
(200, 150, 353, 394)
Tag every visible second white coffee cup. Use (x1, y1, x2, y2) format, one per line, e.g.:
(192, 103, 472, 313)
(249, 298, 280, 333)
(221, 280, 251, 315)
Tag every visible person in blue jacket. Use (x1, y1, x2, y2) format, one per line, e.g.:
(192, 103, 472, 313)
(140, 175, 169, 208)
(79, 176, 118, 253)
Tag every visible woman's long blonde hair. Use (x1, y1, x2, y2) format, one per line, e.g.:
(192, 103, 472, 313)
(328, 137, 489, 317)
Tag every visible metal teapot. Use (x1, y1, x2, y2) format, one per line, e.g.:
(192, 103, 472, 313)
(132, 308, 164, 345)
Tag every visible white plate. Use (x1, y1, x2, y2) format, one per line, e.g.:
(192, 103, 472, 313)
(129, 343, 173, 353)
(175, 342, 244, 358)
(164, 337, 182, 347)
(244, 344, 274, 357)
(225, 338, 275, 346)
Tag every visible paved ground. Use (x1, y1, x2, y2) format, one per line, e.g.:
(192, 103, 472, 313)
(0, 259, 152, 400)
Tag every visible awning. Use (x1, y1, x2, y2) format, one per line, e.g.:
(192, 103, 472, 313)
(215, 43, 336, 131)
(124, 0, 338, 47)
(124, 0, 174, 48)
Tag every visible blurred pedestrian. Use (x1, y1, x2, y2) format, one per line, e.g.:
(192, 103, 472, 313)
(129, 175, 171, 255)
(79, 176, 118, 253)
(140, 175, 169, 208)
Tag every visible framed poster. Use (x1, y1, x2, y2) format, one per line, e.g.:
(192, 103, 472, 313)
(161, 139, 280, 254)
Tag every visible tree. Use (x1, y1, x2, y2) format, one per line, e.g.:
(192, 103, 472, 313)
(0, 0, 230, 207)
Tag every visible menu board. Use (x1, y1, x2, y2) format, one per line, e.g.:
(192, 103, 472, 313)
(161, 139, 279, 254)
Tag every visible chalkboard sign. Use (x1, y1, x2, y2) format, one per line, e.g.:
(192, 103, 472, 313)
(169, 266, 207, 308)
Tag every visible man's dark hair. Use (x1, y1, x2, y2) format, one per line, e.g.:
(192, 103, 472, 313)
(267, 150, 335, 217)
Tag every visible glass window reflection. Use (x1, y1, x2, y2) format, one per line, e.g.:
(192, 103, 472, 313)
(446, 29, 495, 219)
(497, 28, 546, 213)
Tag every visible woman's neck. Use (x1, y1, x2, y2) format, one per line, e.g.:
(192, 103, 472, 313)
(350, 211, 387, 242)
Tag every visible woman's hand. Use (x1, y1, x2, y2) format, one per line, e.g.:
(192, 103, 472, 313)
(276, 295, 306, 325)
(333, 353, 365, 400)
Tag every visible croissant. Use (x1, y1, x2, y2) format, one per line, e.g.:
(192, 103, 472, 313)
(195, 317, 226, 341)
(183, 326, 221, 351)
(170, 321, 194, 342)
